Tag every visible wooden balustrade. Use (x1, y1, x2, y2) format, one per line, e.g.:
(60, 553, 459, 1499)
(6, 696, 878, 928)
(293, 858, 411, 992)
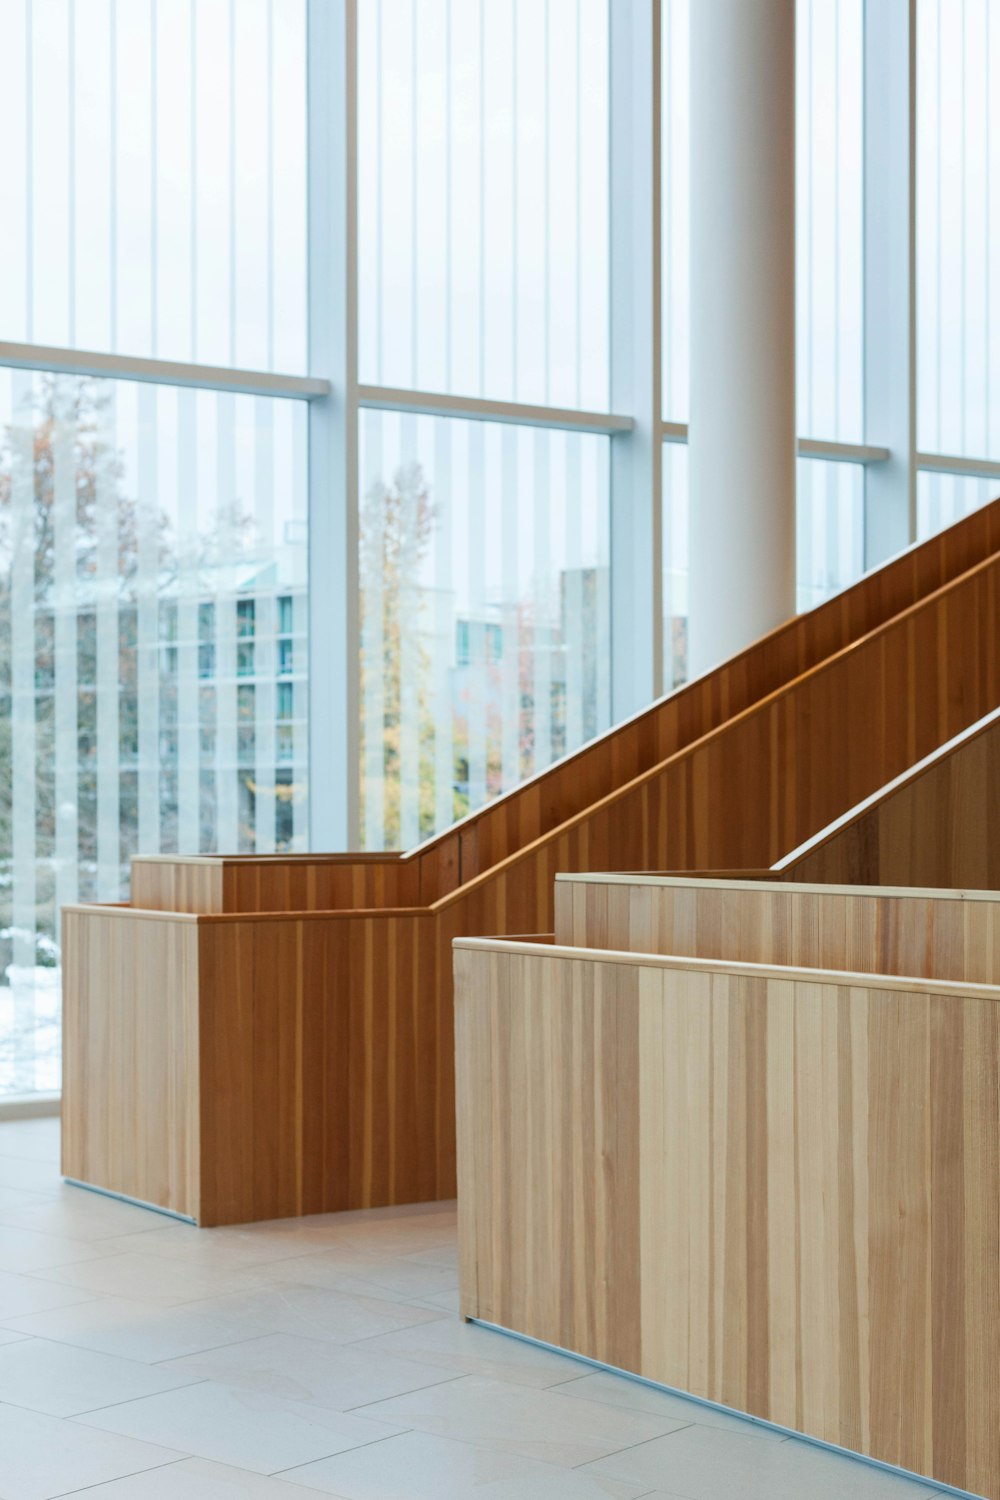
(773, 704, 1000, 888)
(455, 937, 1000, 1499)
(62, 514, 1000, 1223)
(555, 872, 1000, 984)
(126, 496, 1000, 915)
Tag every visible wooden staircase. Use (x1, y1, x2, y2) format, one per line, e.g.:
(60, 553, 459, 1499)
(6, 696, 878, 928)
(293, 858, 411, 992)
(62, 497, 1000, 1224)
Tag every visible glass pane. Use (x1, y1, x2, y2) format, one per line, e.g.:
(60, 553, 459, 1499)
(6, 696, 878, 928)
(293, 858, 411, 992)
(0, 370, 309, 1097)
(796, 0, 864, 442)
(917, 0, 1000, 459)
(795, 457, 865, 612)
(357, 0, 610, 409)
(359, 411, 611, 850)
(662, 442, 689, 690)
(661, 0, 864, 440)
(917, 469, 1000, 538)
(0, 0, 307, 372)
(662, 455, 865, 687)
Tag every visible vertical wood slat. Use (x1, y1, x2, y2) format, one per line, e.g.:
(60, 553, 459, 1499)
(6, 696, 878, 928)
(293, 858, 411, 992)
(555, 875, 1000, 986)
(774, 704, 1000, 886)
(455, 940, 1000, 1499)
(65, 522, 1000, 1231)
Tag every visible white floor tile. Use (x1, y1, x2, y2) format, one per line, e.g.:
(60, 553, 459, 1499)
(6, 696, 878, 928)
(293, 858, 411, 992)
(0, 1400, 182, 1500)
(49, 1457, 328, 1497)
(75, 1380, 403, 1476)
(161, 1331, 463, 1408)
(29, 1251, 276, 1305)
(178, 1282, 443, 1344)
(350, 1315, 588, 1388)
(352, 1373, 690, 1467)
(0, 1189, 173, 1240)
(97, 1224, 390, 1273)
(0, 1184, 51, 1214)
(1, 1294, 257, 1363)
(0, 1119, 61, 1163)
(0, 1155, 61, 1194)
(0, 1223, 115, 1273)
(0, 1334, 199, 1417)
(0, 1267, 95, 1320)
(279, 1430, 643, 1500)
(580, 1422, 945, 1500)
(258, 1253, 452, 1302)
(550, 1372, 784, 1438)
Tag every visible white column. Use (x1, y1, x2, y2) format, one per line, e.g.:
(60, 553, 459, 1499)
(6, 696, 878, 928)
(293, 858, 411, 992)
(688, 0, 796, 677)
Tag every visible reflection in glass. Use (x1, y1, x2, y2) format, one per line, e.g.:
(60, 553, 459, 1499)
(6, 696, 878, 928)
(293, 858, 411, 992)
(358, 410, 611, 850)
(0, 370, 308, 1095)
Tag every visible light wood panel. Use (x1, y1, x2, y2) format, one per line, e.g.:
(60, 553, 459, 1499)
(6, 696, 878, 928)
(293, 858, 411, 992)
(455, 938, 1000, 1498)
(130, 853, 422, 914)
(61, 908, 201, 1218)
(556, 873, 1000, 984)
(64, 540, 1000, 1222)
(774, 704, 1000, 888)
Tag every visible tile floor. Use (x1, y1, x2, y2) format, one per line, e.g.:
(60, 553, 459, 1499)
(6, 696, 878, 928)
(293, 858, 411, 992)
(0, 1119, 961, 1500)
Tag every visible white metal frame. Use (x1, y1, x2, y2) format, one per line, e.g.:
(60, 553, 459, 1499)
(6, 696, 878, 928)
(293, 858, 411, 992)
(0, 0, 998, 872)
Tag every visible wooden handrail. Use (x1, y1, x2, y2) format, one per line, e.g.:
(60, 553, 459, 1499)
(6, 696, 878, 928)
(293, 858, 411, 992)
(129, 495, 1000, 910)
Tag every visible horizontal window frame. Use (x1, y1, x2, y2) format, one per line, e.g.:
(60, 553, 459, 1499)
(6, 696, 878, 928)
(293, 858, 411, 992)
(357, 385, 633, 436)
(0, 343, 329, 402)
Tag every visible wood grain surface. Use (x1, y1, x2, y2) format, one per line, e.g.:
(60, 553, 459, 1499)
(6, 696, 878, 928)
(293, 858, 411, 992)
(556, 873, 1000, 984)
(455, 938, 1000, 1499)
(774, 705, 1000, 888)
(63, 515, 1000, 1223)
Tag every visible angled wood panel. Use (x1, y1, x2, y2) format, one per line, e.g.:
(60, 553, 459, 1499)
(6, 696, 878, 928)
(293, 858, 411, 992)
(774, 705, 1000, 888)
(128, 497, 1000, 913)
(555, 873, 1000, 984)
(455, 938, 1000, 1499)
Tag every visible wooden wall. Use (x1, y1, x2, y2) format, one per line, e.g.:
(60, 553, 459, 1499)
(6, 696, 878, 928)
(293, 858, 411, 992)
(129, 854, 421, 915)
(65, 541, 1000, 1222)
(61, 909, 201, 1219)
(774, 705, 1000, 889)
(455, 938, 1000, 1499)
(556, 874, 1000, 984)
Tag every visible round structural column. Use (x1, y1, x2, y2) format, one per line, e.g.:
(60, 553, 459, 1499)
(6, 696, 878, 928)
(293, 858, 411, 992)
(687, 0, 796, 677)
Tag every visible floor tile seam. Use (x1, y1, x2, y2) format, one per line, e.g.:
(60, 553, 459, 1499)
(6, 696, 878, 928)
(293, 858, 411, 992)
(148, 1330, 319, 1366)
(0, 1291, 101, 1320)
(150, 1322, 457, 1368)
(565, 1422, 698, 1471)
(338, 1382, 697, 1477)
(44, 1456, 190, 1499)
(268, 1426, 417, 1481)
(0, 1330, 220, 1375)
(64, 1376, 213, 1421)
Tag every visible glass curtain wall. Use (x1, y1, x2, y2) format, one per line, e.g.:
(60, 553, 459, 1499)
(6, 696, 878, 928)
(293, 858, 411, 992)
(916, 0, 1000, 529)
(0, 0, 309, 1097)
(356, 0, 612, 848)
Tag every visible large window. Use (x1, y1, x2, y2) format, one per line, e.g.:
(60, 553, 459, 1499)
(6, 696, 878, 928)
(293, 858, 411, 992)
(358, 411, 610, 848)
(0, 0, 307, 369)
(2, 0, 998, 1098)
(356, 0, 613, 843)
(0, 0, 310, 1098)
